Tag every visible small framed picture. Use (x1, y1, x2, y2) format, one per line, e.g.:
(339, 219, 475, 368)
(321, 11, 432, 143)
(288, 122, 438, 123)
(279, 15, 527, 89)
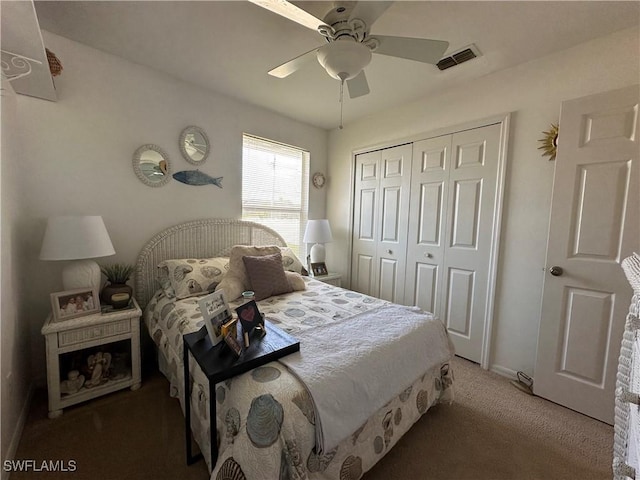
(223, 333, 243, 357)
(198, 290, 232, 346)
(311, 262, 328, 276)
(51, 287, 100, 322)
(235, 300, 263, 335)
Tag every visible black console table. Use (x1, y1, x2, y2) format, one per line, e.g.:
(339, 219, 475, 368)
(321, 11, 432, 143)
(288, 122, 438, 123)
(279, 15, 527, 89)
(182, 320, 299, 467)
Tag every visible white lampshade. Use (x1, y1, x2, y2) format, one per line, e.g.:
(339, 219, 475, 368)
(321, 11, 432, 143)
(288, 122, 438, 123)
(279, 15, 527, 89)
(303, 219, 333, 264)
(40, 216, 115, 290)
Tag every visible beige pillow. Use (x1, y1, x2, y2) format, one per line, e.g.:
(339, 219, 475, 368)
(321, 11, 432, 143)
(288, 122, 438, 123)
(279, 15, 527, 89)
(158, 257, 229, 299)
(242, 252, 293, 301)
(285, 271, 306, 292)
(216, 245, 281, 300)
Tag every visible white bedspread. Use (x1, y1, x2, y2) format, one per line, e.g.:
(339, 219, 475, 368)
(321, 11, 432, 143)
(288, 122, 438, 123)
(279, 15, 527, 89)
(279, 304, 453, 453)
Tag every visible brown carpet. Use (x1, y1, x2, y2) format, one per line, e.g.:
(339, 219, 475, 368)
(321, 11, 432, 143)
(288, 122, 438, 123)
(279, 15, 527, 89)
(12, 357, 611, 479)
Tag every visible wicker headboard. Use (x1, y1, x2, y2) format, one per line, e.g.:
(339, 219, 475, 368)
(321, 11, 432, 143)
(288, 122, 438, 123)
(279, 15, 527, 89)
(134, 218, 288, 309)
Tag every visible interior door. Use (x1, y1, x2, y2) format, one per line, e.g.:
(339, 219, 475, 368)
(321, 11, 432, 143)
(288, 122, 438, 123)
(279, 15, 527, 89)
(534, 85, 639, 424)
(351, 150, 380, 296)
(351, 144, 412, 302)
(375, 144, 412, 303)
(404, 135, 451, 316)
(441, 124, 502, 362)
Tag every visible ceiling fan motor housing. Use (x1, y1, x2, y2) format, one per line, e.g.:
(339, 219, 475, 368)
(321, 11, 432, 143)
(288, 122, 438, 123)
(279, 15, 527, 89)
(317, 40, 372, 81)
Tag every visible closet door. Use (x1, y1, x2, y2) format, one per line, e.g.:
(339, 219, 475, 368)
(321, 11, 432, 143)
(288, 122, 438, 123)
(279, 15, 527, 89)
(441, 123, 502, 362)
(352, 144, 412, 302)
(404, 123, 502, 363)
(404, 135, 451, 316)
(376, 145, 412, 302)
(352, 150, 380, 296)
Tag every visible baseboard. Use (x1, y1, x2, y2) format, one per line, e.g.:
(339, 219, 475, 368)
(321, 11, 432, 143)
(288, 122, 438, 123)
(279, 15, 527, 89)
(489, 364, 519, 380)
(2, 381, 35, 480)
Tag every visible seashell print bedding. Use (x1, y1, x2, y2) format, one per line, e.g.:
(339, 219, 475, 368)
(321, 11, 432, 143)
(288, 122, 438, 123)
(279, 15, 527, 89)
(144, 277, 454, 480)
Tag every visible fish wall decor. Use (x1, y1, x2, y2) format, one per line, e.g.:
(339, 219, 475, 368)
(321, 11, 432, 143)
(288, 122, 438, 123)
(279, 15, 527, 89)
(173, 170, 223, 188)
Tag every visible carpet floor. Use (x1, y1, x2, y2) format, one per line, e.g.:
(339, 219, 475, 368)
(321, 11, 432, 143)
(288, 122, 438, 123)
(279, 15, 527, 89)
(11, 356, 612, 479)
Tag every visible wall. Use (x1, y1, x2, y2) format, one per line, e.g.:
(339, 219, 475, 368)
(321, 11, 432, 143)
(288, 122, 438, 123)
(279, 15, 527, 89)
(1, 79, 33, 475)
(326, 26, 640, 377)
(16, 31, 328, 380)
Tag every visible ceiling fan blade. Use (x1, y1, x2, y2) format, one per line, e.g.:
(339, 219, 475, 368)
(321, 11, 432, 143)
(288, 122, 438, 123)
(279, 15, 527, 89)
(372, 35, 449, 64)
(348, 1, 393, 29)
(347, 70, 370, 99)
(248, 0, 328, 32)
(268, 47, 320, 78)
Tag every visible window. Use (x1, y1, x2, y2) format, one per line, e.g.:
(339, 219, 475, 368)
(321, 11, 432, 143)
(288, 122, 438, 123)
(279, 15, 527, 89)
(242, 134, 310, 258)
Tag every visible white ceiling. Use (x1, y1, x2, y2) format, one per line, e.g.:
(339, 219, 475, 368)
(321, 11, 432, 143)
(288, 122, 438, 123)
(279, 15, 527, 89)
(33, 1, 640, 130)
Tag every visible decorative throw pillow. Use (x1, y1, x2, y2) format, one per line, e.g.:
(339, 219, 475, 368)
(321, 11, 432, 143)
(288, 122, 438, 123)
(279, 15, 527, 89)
(158, 257, 229, 300)
(279, 247, 308, 275)
(242, 252, 293, 301)
(285, 271, 307, 292)
(216, 245, 281, 300)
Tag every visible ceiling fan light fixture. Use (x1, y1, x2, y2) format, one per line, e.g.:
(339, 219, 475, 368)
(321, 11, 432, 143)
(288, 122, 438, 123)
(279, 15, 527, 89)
(317, 40, 372, 81)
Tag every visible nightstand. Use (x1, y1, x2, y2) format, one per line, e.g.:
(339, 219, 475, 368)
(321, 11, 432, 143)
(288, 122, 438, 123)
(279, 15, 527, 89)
(312, 272, 342, 287)
(41, 299, 142, 419)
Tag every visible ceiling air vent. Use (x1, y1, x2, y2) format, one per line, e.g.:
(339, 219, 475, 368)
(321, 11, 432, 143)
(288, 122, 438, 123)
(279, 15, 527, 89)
(437, 44, 482, 71)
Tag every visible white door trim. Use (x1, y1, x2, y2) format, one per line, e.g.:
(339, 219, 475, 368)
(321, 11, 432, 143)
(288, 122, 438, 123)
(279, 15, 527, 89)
(348, 113, 511, 370)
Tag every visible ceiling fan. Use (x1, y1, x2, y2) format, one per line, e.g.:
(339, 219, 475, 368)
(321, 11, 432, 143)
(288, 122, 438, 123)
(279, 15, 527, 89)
(249, 0, 449, 100)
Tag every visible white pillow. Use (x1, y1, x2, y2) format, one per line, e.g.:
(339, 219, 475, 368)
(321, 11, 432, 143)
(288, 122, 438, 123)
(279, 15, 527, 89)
(280, 247, 308, 275)
(158, 257, 229, 300)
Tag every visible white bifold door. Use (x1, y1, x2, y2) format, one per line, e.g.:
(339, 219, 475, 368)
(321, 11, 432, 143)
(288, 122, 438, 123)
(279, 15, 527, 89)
(352, 122, 505, 364)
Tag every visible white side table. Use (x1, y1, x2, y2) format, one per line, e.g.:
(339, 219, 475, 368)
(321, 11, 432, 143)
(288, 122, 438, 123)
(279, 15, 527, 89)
(312, 272, 342, 287)
(41, 299, 142, 419)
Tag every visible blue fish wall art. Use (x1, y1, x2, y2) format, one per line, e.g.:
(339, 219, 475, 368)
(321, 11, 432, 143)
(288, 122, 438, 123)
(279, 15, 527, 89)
(173, 170, 223, 188)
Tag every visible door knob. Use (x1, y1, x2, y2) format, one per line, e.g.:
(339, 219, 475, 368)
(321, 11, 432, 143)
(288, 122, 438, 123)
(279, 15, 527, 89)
(549, 266, 563, 276)
(424, 253, 433, 258)
(387, 249, 393, 255)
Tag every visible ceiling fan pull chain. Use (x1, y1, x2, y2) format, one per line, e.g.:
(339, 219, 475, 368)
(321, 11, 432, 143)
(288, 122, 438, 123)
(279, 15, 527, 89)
(339, 79, 344, 130)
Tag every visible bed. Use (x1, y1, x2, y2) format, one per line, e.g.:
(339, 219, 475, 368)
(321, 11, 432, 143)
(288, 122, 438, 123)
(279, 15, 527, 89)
(135, 218, 454, 480)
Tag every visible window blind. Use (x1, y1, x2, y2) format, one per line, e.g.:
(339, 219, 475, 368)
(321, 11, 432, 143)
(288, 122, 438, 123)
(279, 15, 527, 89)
(242, 134, 309, 258)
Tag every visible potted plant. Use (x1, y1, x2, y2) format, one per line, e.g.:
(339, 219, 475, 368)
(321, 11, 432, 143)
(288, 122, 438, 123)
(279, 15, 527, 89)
(100, 263, 134, 309)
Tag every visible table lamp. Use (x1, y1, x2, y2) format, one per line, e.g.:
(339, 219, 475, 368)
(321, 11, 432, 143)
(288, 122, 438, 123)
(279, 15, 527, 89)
(39, 215, 116, 291)
(303, 219, 333, 264)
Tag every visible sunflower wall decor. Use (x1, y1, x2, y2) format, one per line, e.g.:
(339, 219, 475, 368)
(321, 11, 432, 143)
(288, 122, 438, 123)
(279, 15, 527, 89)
(538, 123, 559, 161)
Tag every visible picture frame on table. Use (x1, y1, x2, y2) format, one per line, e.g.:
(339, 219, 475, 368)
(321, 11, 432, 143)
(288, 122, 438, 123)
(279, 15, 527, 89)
(198, 290, 232, 346)
(310, 262, 328, 276)
(50, 287, 100, 322)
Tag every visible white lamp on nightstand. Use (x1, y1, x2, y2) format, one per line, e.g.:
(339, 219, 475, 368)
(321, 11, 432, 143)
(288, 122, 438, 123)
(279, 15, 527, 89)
(39, 215, 116, 291)
(303, 219, 333, 264)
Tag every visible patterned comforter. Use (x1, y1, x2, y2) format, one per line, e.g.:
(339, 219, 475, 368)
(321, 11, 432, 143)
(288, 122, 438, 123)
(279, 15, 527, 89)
(143, 277, 454, 480)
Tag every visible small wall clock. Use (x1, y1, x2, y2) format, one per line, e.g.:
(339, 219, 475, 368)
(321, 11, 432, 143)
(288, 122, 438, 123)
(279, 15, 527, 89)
(312, 172, 326, 189)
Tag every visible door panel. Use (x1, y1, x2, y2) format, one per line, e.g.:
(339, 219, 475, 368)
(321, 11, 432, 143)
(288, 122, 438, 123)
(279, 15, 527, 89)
(534, 85, 639, 424)
(440, 124, 502, 362)
(445, 267, 475, 337)
(571, 160, 631, 260)
(351, 151, 380, 297)
(375, 144, 412, 303)
(405, 135, 451, 316)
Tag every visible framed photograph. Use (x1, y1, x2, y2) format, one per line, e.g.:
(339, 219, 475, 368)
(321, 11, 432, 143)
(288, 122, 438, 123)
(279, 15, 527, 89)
(235, 300, 263, 335)
(50, 287, 100, 322)
(311, 262, 328, 276)
(198, 290, 232, 346)
(223, 333, 243, 358)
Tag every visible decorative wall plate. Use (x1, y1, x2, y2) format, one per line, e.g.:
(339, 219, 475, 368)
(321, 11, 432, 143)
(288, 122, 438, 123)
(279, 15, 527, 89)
(312, 172, 326, 189)
(538, 123, 559, 161)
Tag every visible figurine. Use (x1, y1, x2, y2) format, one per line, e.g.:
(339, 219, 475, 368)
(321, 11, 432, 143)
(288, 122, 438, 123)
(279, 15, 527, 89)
(84, 352, 112, 388)
(60, 370, 85, 395)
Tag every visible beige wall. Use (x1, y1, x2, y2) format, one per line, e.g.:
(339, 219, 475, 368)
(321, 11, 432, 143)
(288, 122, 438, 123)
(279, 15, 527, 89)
(1, 79, 33, 475)
(16, 31, 328, 382)
(326, 26, 640, 377)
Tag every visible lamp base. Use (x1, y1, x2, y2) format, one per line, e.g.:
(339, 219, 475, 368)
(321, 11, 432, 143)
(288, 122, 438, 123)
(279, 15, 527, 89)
(309, 243, 326, 264)
(62, 260, 102, 291)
